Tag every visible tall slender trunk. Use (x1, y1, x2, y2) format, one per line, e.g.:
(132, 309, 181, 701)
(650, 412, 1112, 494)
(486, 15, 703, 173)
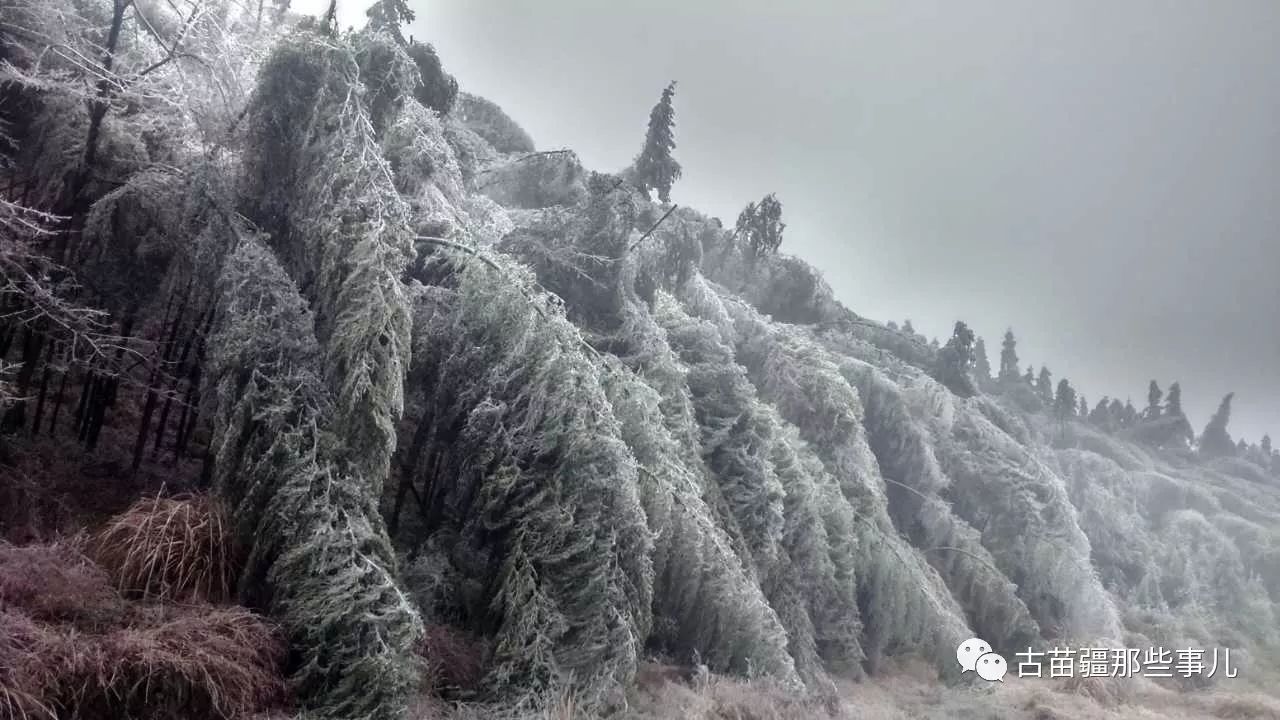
(55, 0, 132, 264)
(153, 300, 209, 460)
(48, 363, 69, 437)
(29, 341, 57, 436)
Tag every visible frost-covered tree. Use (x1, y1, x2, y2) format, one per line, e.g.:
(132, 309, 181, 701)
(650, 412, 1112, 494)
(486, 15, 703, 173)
(903, 319, 915, 335)
(365, 0, 414, 43)
(933, 321, 977, 397)
(207, 241, 421, 720)
(1035, 366, 1053, 403)
(1024, 365, 1035, 385)
(1054, 378, 1077, 429)
(1089, 396, 1111, 428)
(972, 336, 992, 384)
(1165, 381, 1184, 416)
(998, 329, 1020, 382)
(403, 258, 658, 709)
(1121, 399, 1138, 428)
(634, 81, 682, 203)
(1263, 434, 1273, 457)
(735, 193, 786, 260)
(1200, 393, 1237, 458)
(242, 29, 417, 488)
(406, 41, 459, 115)
(1144, 380, 1163, 420)
(1078, 395, 1088, 418)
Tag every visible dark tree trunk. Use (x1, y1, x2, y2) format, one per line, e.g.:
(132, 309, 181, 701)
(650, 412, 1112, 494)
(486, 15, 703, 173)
(154, 301, 209, 460)
(1, 325, 45, 432)
(29, 341, 57, 436)
(48, 364, 70, 437)
(55, 0, 132, 264)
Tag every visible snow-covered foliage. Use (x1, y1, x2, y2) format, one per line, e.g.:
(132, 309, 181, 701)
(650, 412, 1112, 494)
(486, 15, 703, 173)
(5, 4, 1279, 718)
(241, 28, 416, 489)
(207, 241, 422, 720)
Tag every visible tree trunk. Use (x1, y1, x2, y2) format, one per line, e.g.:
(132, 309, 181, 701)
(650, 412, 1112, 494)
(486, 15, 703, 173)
(55, 0, 132, 264)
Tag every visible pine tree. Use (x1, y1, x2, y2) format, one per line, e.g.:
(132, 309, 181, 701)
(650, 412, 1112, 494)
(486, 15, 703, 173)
(1165, 381, 1183, 416)
(1199, 394, 1239, 457)
(1053, 378, 1077, 431)
(1078, 395, 1088, 418)
(1263, 434, 1273, 456)
(972, 337, 992, 383)
(934, 321, 977, 397)
(634, 81, 682, 203)
(1024, 365, 1034, 384)
(1145, 380, 1163, 420)
(735, 193, 786, 259)
(1035, 366, 1053, 403)
(1122, 399, 1138, 427)
(208, 241, 422, 719)
(998, 329, 1020, 382)
(1108, 398, 1125, 424)
(903, 319, 915, 335)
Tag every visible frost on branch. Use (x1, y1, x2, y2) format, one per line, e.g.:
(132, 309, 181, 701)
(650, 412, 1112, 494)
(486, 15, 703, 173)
(241, 29, 416, 489)
(711, 291, 971, 671)
(403, 256, 652, 711)
(207, 240, 421, 720)
(602, 361, 801, 689)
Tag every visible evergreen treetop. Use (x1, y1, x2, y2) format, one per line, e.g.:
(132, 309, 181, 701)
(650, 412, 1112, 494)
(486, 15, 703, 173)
(634, 81, 682, 203)
(1200, 392, 1237, 458)
(1035, 366, 1053, 403)
(934, 321, 977, 397)
(999, 329, 1020, 381)
(1145, 380, 1162, 419)
(1165, 381, 1183, 416)
(973, 337, 992, 382)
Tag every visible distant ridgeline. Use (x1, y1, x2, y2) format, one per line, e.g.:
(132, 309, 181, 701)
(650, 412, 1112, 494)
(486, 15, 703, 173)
(0, 2, 1277, 718)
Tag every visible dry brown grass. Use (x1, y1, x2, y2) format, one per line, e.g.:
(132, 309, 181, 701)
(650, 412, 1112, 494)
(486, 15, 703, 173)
(0, 540, 287, 720)
(0, 605, 288, 720)
(0, 541, 126, 629)
(90, 492, 236, 603)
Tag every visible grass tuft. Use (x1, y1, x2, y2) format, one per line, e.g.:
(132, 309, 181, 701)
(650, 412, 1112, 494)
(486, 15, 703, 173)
(89, 492, 236, 603)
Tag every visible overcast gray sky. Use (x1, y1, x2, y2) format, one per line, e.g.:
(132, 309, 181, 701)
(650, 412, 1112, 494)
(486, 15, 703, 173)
(307, 0, 1280, 442)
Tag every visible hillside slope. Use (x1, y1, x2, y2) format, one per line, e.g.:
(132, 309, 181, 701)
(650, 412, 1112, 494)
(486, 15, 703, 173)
(1, 6, 1278, 719)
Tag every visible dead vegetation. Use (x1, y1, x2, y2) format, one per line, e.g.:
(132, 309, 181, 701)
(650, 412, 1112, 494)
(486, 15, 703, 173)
(89, 493, 236, 603)
(0, 500, 286, 720)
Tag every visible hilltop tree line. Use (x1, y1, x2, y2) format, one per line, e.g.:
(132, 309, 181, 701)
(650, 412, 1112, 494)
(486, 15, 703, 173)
(913, 323, 1276, 468)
